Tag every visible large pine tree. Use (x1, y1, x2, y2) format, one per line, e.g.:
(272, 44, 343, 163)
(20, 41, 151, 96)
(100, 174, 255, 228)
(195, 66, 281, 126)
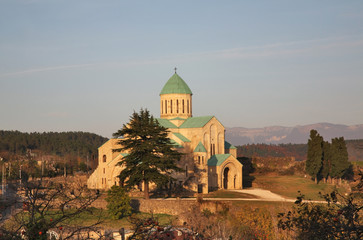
(113, 109, 182, 199)
(306, 129, 323, 183)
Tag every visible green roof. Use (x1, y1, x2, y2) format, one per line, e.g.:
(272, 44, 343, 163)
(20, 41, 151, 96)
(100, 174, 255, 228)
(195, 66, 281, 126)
(194, 142, 207, 152)
(98, 139, 113, 149)
(160, 73, 192, 95)
(156, 116, 214, 129)
(225, 141, 237, 149)
(171, 117, 186, 120)
(207, 154, 231, 166)
(156, 118, 177, 129)
(120, 153, 129, 157)
(179, 116, 214, 128)
(173, 132, 191, 142)
(170, 139, 183, 148)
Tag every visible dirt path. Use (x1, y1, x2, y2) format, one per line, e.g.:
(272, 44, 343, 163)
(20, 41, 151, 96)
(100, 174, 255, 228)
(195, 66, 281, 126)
(157, 189, 296, 202)
(229, 188, 295, 202)
(202, 188, 326, 203)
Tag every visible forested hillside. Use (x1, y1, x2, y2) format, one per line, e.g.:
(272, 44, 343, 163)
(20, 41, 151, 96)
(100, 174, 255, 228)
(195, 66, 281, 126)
(237, 143, 307, 161)
(237, 139, 363, 162)
(0, 130, 108, 159)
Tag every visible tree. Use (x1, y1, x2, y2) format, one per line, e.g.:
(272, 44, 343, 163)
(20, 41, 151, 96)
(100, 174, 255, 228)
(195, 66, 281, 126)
(106, 186, 132, 219)
(113, 109, 182, 199)
(331, 137, 350, 182)
(306, 129, 324, 183)
(321, 141, 332, 182)
(0, 179, 103, 240)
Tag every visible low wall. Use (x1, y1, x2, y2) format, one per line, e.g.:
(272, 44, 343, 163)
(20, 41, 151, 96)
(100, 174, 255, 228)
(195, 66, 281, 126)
(92, 196, 232, 217)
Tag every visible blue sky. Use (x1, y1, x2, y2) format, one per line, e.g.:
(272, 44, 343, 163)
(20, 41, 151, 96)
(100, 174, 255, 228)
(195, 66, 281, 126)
(1, 0, 362, 138)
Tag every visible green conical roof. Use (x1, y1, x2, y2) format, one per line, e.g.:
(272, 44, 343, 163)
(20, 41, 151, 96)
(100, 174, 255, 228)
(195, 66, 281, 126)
(160, 73, 192, 95)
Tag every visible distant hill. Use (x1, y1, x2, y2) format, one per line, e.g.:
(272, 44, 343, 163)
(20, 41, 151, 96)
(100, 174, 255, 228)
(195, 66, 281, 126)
(0, 130, 108, 160)
(226, 123, 363, 145)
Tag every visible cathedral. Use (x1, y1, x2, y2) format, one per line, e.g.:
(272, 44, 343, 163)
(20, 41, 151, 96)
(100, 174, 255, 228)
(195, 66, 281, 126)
(87, 71, 243, 193)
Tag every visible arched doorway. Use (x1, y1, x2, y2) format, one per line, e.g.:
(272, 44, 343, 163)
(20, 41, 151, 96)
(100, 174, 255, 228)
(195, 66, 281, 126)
(223, 167, 229, 189)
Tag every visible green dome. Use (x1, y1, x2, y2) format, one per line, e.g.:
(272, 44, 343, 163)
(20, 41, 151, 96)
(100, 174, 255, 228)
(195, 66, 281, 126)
(160, 73, 192, 95)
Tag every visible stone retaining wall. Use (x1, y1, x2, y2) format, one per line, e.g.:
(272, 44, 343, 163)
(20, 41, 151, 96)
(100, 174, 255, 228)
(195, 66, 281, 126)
(92, 197, 232, 217)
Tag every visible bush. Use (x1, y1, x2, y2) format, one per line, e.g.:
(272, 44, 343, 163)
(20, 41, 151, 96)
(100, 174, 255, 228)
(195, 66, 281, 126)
(106, 186, 132, 219)
(278, 191, 362, 239)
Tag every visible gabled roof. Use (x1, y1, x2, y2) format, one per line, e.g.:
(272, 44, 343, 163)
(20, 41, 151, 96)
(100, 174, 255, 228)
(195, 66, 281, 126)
(194, 142, 207, 152)
(171, 117, 186, 120)
(179, 116, 214, 128)
(98, 139, 113, 149)
(169, 139, 183, 148)
(207, 154, 231, 166)
(173, 132, 191, 142)
(156, 116, 215, 129)
(160, 73, 192, 95)
(156, 118, 178, 129)
(225, 141, 237, 149)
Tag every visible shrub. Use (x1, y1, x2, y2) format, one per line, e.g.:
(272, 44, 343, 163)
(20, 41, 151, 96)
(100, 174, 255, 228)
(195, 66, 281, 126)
(278, 191, 362, 239)
(106, 186, 132, 219)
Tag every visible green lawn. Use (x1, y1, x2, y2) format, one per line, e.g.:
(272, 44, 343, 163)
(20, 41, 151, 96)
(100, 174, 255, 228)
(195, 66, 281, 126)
(67, 209, 175, 230)
(202, 189, 258, 199)
(253, 174, 349, 200)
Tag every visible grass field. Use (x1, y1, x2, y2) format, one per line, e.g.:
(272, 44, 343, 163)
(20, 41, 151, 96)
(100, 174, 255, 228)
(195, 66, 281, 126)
(202, 189, 258, 199)
(252, 174, 349, 200)
(3, 209, 174, 231)
(65, 209, 175, 230)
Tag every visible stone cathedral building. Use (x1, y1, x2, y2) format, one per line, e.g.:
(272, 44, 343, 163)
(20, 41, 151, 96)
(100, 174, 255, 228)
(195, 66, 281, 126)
(87, 72, 243, 193)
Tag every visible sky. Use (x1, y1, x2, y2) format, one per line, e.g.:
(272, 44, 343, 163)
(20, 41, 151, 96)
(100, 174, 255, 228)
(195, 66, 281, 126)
(1, 0, 363, 138)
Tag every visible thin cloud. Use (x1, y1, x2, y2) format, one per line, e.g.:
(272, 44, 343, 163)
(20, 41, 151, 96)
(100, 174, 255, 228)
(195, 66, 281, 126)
(1, 35, 362, 79)
(183, 35, 363, 60)
(0, 63, 97, 78)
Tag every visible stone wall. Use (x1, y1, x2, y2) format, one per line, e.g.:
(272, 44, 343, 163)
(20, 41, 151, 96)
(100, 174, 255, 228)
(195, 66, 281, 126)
(92, 197, 232, 217)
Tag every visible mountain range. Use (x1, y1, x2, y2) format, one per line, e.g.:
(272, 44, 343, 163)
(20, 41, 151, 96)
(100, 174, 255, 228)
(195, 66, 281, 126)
(226, 123, 363, 146)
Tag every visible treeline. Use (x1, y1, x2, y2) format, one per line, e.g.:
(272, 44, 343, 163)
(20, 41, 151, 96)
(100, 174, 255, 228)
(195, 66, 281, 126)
(237, 143, 307, 161)
(0, 130, 108, 158)
(237, 140, 363, 162)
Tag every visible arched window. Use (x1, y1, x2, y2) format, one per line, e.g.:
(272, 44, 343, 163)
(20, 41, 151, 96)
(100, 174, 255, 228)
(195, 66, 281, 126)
(103, 155, 106, 162)
(182, 99, 185, 113)
(210, 144, 216, 155)
(165, 100, 167, 113)
(176, 100, 179, 113)
(202, 156, 204, 164)
(171, 100, 173, 113)
(187, 100, 189, 113)
(198, 156, 201, 164)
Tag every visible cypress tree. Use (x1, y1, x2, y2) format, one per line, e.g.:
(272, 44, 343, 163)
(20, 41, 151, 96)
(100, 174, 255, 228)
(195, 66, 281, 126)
(306, 129, 323, 183)
(330, 137, 350, 182)
(321, 141, 332, 183)
(113, 109, 182, 199)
